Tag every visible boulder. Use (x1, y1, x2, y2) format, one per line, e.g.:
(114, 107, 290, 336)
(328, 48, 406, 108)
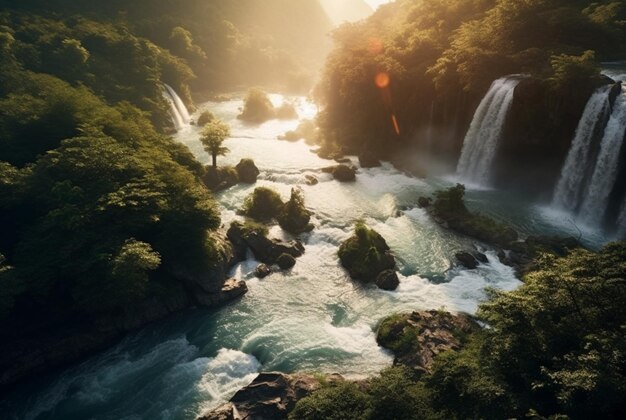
(417, 196, 432, 208)
(226, 223, 249, 265)
(198, 372, 334, 420)
(338, 223, 396, 286)
(193, 279, 248, 307)
(331, 164, 356, 182)
(304, 175, 318, 186)
(376, 310, 479, 372)
(375, 270, 399, 290)
(203, 166, 239, 192)
(276, 253, 296, 270)
(255, 264, 272, 279)
(358, 151, 381, 168)
(245, 232, 304, 265)
(455, 252, 479, 269)
(235, 159, 260, 184)
(475, 252, 489, 263)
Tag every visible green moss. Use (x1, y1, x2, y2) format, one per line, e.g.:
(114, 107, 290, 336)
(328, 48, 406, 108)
(338, 221, 393, 282)
(278, 187, 313, 234)
(196, 110, 215, 126)
(241, 186, 285, 221)
(376, 314, 420, 354)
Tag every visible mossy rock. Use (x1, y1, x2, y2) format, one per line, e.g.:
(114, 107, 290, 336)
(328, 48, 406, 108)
(276, 253, 296, 269)
(241, 187, 285, 221)
(338, 222, 395, 283)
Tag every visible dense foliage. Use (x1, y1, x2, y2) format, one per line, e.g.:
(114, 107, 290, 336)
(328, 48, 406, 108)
(199, 119, 230, 168)
(241, 187, 286, 221)
(0, 0, 334, 95)
(0, 3, 230, 368)
(278, 188, 313, 234)
(337, 221, 395, 282)
(292, 242, 626, 419)
(317, 0, 626, 157)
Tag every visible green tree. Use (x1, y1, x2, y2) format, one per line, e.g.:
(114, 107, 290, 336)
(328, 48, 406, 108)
(199, 119, 231, 167)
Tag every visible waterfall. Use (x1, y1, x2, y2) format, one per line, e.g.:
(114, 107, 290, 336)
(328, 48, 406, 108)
(618, 200, 626, 237)
(552, 86, 612, 212)
(578, 92, 626, 225)
(162, 84, 191, 130)
(456, 76, 523, 186)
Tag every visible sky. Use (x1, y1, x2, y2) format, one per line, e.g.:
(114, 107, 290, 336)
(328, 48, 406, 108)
(363, 0, 392, 10)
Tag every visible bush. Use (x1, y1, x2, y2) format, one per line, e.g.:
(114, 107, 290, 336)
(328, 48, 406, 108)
(278, 187, 313, 234)
(338, 221, 395, 282)
(289, 382, 373, 420)
(275, 102, 298, 119)
(238, 88, 275, 123)
(241, 187, 285, 221)
(197, 110, 215, 126)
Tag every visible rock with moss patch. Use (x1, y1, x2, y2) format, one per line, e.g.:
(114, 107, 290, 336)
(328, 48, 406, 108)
(277, 188, 314, 234)
(376, 310, 479, 372)
(202, 166, 239, 192)
(338, 222, 396, 285)
(330, 165, 356, 182)
(197, 111, 215, 126)
(235, 159, 260, 183)
(241, 187, 285, 221)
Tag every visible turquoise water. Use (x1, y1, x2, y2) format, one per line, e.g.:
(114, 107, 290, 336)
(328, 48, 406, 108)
(1, 94, 610, 419)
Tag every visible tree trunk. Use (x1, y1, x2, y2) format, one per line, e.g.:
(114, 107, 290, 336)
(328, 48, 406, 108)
(212, 153, 217, 168)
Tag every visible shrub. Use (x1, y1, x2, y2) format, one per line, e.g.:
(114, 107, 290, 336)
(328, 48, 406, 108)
(289, 382, 373, 420)
(278, 187, 313, 234)
(241, 187, 285, 221)
(238, 88, 275, 123)
(197, 110, 215, 126)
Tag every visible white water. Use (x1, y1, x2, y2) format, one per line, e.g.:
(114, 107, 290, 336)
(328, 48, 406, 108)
(578, 91, 626, 225)
(163, 84, 191, 130)
(456, 76, 522, 187)
(5, 92, 613, 420)
(552, 86, 612, 212)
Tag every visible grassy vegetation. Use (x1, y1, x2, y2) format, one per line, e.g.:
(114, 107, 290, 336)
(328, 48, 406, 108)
(338, 221, 395, 282)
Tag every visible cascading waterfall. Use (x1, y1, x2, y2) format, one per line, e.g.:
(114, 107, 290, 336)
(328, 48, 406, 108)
(552, 86, 612, 212)
(618, 199, 626, 237)
(578, 91, 626, 225)
(163, 83, 191, 130)
(456, 76, 523, 186)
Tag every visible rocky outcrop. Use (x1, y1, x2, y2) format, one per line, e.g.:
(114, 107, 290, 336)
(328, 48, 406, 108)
(499, 235, 581, 276)
(203, 166, 239, 192)
(304, 175, 318, 186)
(376, 310, 479, 372)
(198, 372, 336, 420)
(276, 253, 296, 270)
(338, 223, 398, 289)
(358, 151, 381, 168)
(455, 251, 487, 269)
(255, 264, 272, 279)
(322, 164, 356, 182)
(235, 159, 260, 184)
(375, 269, 399, 290)
(227, 222, 305, 266)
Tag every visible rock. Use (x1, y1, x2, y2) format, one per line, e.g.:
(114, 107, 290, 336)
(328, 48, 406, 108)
(338, 223, 396, 284)
(198, 403, 236, 420)
(194, 279, 248, 307)
(203, 166, 239, 192)
(358, 151, 381, 168)
(502, 235, 581, 276)
(245, 232, 304, 265)
(198, 372, 333, 420)
(255, 264, 272, 278)
(331, 164, 356, 182)
(275, 103, 298, 120)
(455, 252, 479, 269)
(226, 223, 249, 265)
(276, 253, 296, 270)
(376, 310, 479, 372)
(475, 252, 489, 263)
(304, 175, 318, 186)
(334, 157, 351, 164)
(375, 270, 399, 290)
(417, 196, 432, 208)
(235, 159, 260, 184)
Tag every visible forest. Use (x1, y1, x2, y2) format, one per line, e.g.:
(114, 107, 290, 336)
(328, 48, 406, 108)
(0, 1, 625, 419)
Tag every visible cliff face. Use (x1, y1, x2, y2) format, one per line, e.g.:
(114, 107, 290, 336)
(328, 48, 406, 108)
(0, 232, 247, 392)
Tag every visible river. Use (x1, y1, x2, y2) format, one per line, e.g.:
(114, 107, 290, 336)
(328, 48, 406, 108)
(2, 93, 610, 420)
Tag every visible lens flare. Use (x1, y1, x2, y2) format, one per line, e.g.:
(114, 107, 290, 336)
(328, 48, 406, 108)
(375, 72, 390, 89)
(391, 114, 400, 135)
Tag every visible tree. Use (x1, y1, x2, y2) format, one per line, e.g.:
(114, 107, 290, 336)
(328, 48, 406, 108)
(199, 119, 230, 167)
